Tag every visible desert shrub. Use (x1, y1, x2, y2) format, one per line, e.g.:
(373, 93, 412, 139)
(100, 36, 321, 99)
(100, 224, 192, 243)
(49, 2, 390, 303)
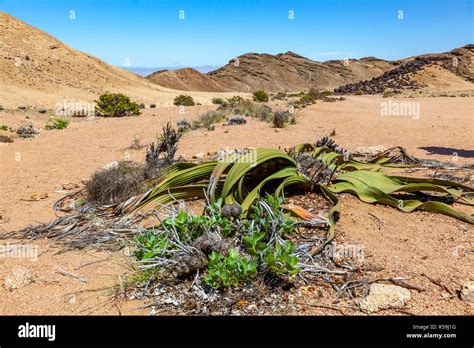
(252, 104, 273, 122)
(299, 94, 315, 105)
(95, 92, 140, 117)
(354, 91, 363, 95)
(271, 92, 287, 100)
(16, 123, 39, 138)
(177, 119, 192, 132)
(226, 116, 247, 126)
(85, 161, 146, 205)
(196, 111, 225, 128)
(45, 118, 70, 130)
(145, 123, 182, 178)
(211, 97, 226, 105)
(231, 101, 272, 122)
(226, 96, 244, 107)
(173, 95, 195, 106)
(272, 110, 291, 128)
(252, 89, 269, 102)
(0, 124, 12, 131)
(382, 91, 396, 98)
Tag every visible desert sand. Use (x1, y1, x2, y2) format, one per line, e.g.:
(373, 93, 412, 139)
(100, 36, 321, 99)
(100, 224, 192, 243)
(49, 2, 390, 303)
(0, 95, 472, 315)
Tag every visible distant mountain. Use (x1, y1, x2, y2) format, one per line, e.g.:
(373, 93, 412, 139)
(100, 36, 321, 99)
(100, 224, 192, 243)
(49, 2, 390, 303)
(206, 51, 398, 93)
(124, 66, 219, 77)
(146, 68, 226, 92)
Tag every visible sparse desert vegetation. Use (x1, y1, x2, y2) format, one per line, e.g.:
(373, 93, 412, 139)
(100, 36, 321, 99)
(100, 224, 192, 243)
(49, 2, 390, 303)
(44, 118, 70, 130)
(0, 7, 473, 325)
(173, 94, 196, 106)
(95, 92, 141, 117)
(252, 89, 269, 102)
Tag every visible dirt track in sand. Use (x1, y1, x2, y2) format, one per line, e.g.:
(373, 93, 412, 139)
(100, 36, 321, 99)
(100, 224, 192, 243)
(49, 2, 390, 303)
(0, 95, 472, 315)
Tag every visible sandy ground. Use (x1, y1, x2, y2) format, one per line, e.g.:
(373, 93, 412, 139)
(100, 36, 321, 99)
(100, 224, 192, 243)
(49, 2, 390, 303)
(0, 95, 472, 315)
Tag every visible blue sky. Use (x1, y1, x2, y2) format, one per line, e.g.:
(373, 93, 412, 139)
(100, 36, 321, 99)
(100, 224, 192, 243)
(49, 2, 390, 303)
(1, 0, 472, 68)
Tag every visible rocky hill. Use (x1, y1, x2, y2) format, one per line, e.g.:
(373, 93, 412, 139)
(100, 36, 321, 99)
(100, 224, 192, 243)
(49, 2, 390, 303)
(0, 11, 186, 108)
(146, 68, 227, 92)
(206, 51, 397, 93)
(334, 45, 474, 94)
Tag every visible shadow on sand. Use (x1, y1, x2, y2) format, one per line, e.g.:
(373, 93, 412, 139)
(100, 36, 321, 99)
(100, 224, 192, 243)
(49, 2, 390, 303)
(419, 146, 474, 158)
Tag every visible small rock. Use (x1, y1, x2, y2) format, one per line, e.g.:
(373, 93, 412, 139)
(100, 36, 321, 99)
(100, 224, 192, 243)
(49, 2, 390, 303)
(62, 182, 79, 190)
(192, 152, 205, 159)
(149, 103, 156, 108)
(0, 105, 3, 111)
(247, 304, 257, 311)
(67, 294, 76, 304)
(3, 266, 34, 291)
(460, 281, 474, 302)
(18, 105, 28, 110)
(359, 283, 411, 313)
(37, 107, 47, 114)
(102, 161, 119, 171)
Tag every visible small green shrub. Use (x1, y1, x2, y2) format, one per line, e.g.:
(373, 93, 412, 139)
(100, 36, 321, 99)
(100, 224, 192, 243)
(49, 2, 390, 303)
(95, 92, 140, 117)
(252, 89, 269, 102)
(204, 248, 257, 289)
(173, 95, 195, 106)
(0, 124, 14, 132)
(212, 97, 225, 105)
(134, 230, 170, 260)
(45, 118, 70, 130)
(226, 96, 244, 107)
(299, 94, 315, 105)
(196, 111, 226, 128)
(263, 241, 300, 276)
(160, 209, 233, 242)
(382, 91, 395, 98)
